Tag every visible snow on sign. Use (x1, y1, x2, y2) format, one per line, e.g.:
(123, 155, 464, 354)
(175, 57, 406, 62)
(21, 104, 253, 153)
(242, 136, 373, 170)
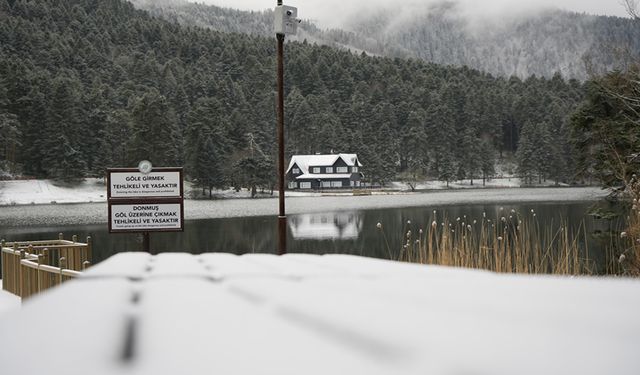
(108, 168, 183, 198)
(109, 201, 183, 232)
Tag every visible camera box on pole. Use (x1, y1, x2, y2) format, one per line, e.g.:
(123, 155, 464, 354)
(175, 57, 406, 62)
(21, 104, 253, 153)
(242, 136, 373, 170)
(274, 5, 300, 35)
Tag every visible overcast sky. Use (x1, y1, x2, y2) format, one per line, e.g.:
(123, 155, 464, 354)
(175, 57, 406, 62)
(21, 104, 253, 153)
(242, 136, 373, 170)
(194, 0, 631, 28)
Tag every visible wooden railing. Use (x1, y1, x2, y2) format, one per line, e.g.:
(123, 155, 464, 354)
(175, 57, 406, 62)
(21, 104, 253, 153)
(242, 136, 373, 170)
(1, 234, 91, 299)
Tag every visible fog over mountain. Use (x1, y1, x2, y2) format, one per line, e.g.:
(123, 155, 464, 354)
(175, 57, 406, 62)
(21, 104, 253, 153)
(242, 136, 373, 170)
(132, 0, 640, 79)
(194, 0, 631, 28)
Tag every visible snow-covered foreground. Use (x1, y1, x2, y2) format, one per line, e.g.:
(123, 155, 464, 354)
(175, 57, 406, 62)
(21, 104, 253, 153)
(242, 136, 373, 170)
(0, 186, 606, 227)
(0, 253, 638, 375)
(0, 280, 21, 315)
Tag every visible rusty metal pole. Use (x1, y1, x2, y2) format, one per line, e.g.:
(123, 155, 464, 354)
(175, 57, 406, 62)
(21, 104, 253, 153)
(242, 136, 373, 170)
(142, 232, 150, 253)
(276, 0, 287, 255)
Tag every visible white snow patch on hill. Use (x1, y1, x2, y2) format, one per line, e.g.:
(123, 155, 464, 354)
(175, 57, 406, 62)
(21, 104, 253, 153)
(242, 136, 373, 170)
(0, 179, 108, 205)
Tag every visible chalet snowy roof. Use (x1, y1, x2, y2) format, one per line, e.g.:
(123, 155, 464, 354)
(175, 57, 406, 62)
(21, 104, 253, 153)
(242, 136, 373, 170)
(296, 173, 352, 180)
(287, 154, 363, 174)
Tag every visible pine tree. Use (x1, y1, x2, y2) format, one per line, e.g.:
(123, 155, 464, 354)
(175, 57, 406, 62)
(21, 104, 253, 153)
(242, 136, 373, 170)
(438, 147, 457, 188)
(129, 89, 180, 167)
(571, 66, 640, 190)
(458, 125, 481, 185)
(196, 134, 225, 198)
(43, 74, 87, 180)
(47, 135, 87, 181)
(0, 113, 20, 173)
(401, 110, 428, 176)
(516, 121, 536, 185)
(479, 139, 496, 186)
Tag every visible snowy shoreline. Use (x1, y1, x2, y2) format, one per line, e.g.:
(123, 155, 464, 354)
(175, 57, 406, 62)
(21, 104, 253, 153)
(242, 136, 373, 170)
(0, 186, 608, 228)
(0, 178, 595, 206)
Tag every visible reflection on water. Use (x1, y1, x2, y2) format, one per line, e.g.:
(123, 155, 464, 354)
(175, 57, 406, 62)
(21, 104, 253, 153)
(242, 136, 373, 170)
(0, 201, 626, 273)
(289, 212, 362, 240)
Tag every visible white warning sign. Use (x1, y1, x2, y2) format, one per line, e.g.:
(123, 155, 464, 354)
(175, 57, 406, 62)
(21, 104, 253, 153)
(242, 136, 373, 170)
(109, 170, 182, 198)
(110, 203, 182, 232)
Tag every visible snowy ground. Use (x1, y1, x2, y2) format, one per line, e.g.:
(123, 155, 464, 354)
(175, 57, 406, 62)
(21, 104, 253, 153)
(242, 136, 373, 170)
(0, 178, 579, 206)
(0, 179, 109, 205)
(389, 176, 566, 190)
(0, 253, 638, 375)
(0, 178, 322, 205)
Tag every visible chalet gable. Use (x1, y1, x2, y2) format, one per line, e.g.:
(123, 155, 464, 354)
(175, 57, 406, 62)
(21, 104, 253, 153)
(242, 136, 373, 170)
(286, 154, 363, 175)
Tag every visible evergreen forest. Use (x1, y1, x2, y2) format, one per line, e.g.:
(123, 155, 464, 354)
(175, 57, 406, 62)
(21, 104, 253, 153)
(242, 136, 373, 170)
(0, 0, 593, 194)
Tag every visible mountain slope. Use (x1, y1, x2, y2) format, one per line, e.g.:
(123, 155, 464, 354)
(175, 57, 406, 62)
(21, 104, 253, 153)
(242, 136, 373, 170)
(132, 0, 640, 80)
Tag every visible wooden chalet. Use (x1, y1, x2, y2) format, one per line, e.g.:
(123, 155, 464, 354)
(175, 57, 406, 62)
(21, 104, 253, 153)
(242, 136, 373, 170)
(286, 154, 364, 190)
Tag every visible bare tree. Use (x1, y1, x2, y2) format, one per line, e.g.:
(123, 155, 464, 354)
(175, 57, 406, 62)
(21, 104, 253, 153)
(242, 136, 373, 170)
(622, 0, 640, 20)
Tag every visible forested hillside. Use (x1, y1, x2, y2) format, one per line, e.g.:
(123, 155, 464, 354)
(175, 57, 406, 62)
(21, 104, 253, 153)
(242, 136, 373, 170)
(0, 0, 583, 193)
(133, 0, 640, 80)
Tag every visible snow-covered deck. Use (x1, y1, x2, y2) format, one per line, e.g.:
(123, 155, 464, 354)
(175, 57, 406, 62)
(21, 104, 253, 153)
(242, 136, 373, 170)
(0, 279, 21, 315)
(0, 253, 638, 375)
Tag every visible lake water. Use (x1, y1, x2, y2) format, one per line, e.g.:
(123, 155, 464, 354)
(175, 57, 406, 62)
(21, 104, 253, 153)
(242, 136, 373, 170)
(0, 199, 624, 272)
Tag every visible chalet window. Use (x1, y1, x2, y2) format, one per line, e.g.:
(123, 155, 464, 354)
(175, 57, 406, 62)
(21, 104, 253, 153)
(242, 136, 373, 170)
(331, 181, 343, 188)
(326, 167, 333, 173)
(312, 167, 321, 173)
(288, 182, 297, 189)
(321, 181, 331, 188)
(300, 182, 311, 189)
(352, 167, 358, 173)
(336, 167, 348, 173)
(292, 168, 300, 174)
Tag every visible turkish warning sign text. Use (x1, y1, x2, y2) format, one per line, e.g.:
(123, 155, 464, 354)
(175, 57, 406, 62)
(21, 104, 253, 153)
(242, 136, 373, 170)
(109, 171, 181, 198)
(110, 203, 182, 232)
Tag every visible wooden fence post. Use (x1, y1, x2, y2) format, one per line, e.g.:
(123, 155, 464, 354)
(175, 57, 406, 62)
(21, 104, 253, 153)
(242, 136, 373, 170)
(18, 249, 24, 298)
(36, 252, 43, 294)
(59, 257, 66, 284)
(1, 239, 5, 291)
(86, 236, 92, 267)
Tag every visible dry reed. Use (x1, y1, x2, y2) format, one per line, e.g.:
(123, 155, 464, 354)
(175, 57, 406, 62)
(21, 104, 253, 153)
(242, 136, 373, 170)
(379, 208, 597, 276)
(617, 176, 640, 276)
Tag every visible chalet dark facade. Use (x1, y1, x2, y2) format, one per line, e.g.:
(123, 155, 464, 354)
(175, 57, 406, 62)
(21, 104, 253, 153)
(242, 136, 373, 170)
(286, 154, 364, 190)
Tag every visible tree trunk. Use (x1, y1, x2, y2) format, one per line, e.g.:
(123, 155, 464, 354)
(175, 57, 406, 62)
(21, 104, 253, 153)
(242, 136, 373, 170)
(251, 185, 257, 198)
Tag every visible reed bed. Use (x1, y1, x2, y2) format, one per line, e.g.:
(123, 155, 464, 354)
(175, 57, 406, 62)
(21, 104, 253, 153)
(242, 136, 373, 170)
(617, 177, 640, 276)
(378, 208, 597, 276)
